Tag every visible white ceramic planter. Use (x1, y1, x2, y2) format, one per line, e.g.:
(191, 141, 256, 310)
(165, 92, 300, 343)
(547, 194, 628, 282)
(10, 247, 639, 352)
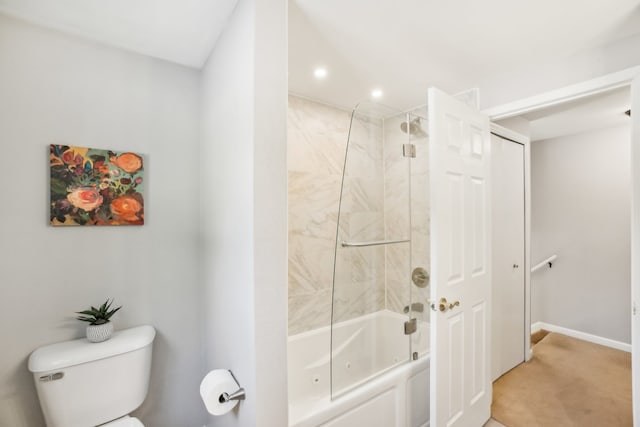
(86, 322, 114, 343)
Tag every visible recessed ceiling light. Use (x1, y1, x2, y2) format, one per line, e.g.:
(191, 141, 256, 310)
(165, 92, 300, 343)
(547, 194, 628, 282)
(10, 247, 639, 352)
(371, 88, 383, 99)
(314, 68, 328, 79)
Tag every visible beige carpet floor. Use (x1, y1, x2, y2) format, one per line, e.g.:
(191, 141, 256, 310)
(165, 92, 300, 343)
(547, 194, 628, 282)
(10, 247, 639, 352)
(530, 329, 550, 346)
(492, 332, 632, 427)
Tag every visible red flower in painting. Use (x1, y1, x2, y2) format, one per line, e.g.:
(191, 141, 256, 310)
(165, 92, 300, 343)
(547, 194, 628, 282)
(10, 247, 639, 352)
(94, 160, 111, 175)
(111, 196, 143, 222)
(62, 150, 79, 165)
(67, 187, 103, 212)
(111, 153, 143, 174)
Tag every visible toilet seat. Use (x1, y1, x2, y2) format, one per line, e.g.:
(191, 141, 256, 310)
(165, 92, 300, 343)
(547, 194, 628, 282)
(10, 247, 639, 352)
(100, 416, 144, 427)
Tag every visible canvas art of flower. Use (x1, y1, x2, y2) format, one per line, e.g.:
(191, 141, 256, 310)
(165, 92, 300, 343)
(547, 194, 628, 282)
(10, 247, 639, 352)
(50, 145, 144, 226)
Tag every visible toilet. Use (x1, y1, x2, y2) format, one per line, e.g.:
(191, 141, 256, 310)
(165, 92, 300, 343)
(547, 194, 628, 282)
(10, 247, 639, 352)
(28, 325, 155, 427)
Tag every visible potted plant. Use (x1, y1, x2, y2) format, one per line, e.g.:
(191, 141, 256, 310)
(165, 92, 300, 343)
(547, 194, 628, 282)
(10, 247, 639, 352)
(76, 299, 122, 343)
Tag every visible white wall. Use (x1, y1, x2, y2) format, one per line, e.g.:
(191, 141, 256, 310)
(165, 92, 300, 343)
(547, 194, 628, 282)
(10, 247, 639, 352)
(531, 124, 631, 343)
(0, 14, 206, 427)
(200, 0, 288, 425)
(480, 33, 640, 110)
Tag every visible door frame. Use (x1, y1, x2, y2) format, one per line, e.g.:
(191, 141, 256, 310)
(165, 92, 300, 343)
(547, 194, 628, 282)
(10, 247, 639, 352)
(489, 124, 531, 364)
(483, 65, 640, 423)
(483, 66, 639, 120)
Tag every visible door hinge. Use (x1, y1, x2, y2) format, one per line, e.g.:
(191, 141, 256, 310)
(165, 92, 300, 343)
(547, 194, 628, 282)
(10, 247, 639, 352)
(404, 318, 417, 335)
(403, 144, 416, 158)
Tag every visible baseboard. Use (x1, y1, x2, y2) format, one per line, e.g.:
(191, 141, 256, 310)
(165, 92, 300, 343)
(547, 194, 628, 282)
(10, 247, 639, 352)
(530, 321, 631, 353)
(530, 321, 544, 334)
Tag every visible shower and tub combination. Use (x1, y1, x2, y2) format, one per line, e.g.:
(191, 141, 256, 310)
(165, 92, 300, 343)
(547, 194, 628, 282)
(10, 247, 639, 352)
(288, 98, 431, 427)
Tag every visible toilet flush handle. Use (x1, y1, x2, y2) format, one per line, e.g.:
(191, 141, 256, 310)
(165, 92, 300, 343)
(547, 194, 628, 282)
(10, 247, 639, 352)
(39, 372, 64, 382)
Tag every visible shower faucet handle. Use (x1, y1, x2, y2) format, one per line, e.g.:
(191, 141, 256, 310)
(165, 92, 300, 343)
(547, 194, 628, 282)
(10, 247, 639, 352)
(411, 267, 430, 288)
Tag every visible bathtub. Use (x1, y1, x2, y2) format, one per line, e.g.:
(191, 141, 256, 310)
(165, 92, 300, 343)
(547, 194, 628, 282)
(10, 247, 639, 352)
(288, 310, 430, 427)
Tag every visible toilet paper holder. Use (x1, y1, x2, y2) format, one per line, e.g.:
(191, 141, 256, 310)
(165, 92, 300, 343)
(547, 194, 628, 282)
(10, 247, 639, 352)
(218, 370, 246, 403)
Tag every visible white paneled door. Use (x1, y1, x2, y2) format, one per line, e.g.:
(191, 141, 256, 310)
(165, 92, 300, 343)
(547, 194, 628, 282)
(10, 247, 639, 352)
(490, 134, 525, 381)
(428, 88, 492, 427)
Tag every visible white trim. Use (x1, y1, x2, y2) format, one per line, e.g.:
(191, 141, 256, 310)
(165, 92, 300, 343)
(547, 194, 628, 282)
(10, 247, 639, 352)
(490, 122, 526, 145)
(631, 75, 640, 427)
(531, 321, 631, 353)
(483, 66, 640, 120)
(523, 134, 531, 363)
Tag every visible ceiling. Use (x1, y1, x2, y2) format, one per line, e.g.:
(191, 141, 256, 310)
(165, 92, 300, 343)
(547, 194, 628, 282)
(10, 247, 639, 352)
(289, 0, 640, 111)
(0, 0, 239, 68)
(1, 0, 639, 106)
(523, 87, 631, 141)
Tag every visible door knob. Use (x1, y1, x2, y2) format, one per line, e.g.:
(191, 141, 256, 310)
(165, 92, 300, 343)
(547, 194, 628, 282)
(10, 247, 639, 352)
(430, 297, 460, 312)
(432, 298, 447, 312)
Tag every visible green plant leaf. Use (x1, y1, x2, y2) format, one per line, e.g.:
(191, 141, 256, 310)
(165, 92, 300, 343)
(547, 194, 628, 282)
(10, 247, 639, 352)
(105, 306, 122, 320)
(77, 299, 121, 324)
(50, 178, 68, 196)
(76, 310, 99, 316)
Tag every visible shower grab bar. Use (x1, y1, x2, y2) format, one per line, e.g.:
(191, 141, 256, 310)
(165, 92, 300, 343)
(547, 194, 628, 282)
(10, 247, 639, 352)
(341, 238, 410, 248)
(531, 254, 557, 273)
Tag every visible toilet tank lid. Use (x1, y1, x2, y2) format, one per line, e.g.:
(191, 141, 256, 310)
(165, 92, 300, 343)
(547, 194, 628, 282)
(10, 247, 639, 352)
(28, 325, 155, 373)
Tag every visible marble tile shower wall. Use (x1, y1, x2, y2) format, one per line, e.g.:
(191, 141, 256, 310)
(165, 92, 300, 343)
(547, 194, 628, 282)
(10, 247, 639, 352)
(288, 95, 430, 335)
(288, 95, 384, 335)
(332, 109, 387, 327)
(288, 95, 344, 335)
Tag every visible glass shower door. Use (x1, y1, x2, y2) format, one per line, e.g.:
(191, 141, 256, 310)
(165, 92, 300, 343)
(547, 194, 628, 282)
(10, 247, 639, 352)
(330, 103, 414, 398)
(406, 109, 431, 359)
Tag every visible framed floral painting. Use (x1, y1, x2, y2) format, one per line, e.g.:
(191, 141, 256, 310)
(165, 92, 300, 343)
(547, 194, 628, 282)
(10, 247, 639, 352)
(50, 145, 144, 226)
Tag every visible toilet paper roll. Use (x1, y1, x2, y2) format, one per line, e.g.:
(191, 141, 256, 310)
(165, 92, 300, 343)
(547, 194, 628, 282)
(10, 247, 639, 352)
(200, 369, 240, 416)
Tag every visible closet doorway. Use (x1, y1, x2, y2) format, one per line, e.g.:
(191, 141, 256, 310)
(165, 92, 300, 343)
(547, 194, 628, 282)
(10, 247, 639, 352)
(490, 129, 527, 381)
(489, 82, 634, 425)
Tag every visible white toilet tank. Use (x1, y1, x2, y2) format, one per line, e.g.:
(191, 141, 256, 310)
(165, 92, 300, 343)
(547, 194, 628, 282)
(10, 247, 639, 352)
(28, 325, 155, 427)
